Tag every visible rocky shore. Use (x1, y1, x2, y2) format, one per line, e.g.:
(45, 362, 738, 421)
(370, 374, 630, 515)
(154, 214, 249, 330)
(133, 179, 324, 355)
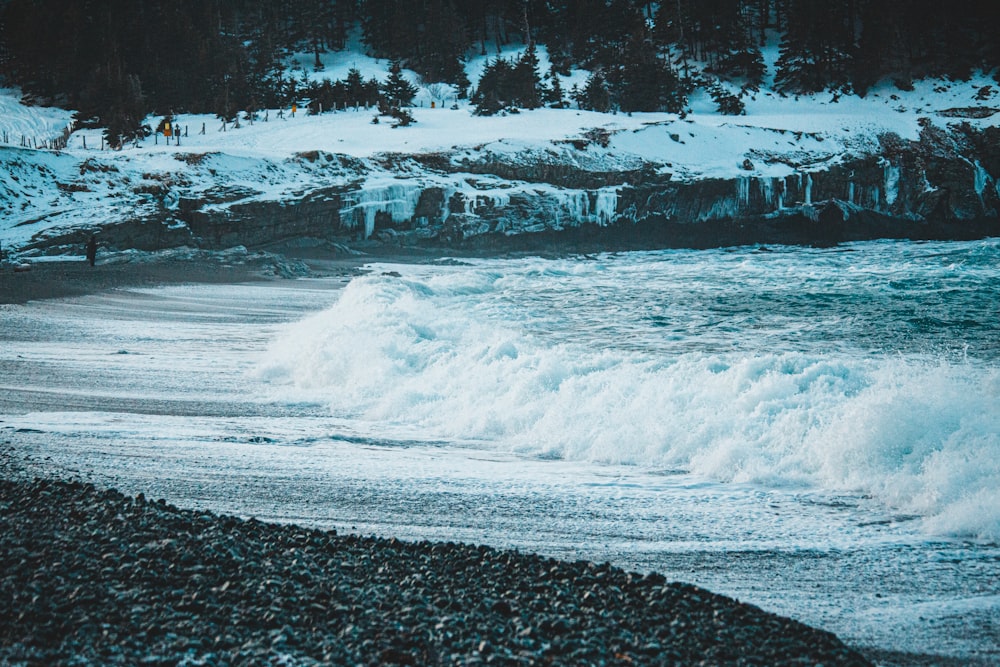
(0, 463, 873, 666)
(5, 114, 999, 264)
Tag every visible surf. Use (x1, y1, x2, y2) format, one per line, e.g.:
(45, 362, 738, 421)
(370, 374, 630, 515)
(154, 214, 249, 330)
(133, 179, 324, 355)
(257, 242, 1000, 542)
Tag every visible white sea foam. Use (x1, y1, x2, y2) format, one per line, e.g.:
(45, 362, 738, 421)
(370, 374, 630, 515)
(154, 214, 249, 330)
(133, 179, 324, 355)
(258, 254, 1000, 542)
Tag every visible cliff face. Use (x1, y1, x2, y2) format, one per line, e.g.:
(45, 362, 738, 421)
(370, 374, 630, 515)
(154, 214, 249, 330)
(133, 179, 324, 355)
(7, 120, 1000, 257)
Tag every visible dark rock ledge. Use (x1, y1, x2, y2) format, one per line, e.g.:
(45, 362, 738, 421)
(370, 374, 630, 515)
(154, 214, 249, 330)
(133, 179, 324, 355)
(0, 475, 872, 666)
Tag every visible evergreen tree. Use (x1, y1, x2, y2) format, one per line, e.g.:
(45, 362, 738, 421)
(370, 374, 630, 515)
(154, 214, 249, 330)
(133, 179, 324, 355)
(471, 57, 513, 115)
(3, 0, 1000, 126)
(382, 60, 418, 106)
(579, 70, 612, 113)
(412, 0, 469, 83)
(610, 28, 686, 113)
(569, 82, 581, 109)
(344, 68, 367, 106)
(774, 0, 856, 93)
(708, 81, 745, 114)
(104, 74, 147, 149)
(470, 42, 546, 114)
(510, 42, 543, 109)
(544, 65, 565, 108)
(361, 0, 400, 58)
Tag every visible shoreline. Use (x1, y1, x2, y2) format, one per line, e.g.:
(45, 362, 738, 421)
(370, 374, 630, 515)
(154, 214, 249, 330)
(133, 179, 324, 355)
(2, 244, 996, 666)
(0, 443, 873, 666)
(0, 241, 533, 305)
(0, 247, 370, 305)
(3, 448, 993, 666)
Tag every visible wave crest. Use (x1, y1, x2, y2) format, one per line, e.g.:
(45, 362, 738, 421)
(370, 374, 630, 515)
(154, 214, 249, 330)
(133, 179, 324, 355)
(258, 269, 1000, 541)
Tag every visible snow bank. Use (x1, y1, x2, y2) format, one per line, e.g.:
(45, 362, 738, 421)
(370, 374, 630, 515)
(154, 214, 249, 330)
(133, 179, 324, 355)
(2, 52, 998, 252)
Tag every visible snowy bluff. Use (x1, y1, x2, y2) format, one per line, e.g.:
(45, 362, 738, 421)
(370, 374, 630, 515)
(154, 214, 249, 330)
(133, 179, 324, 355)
(6, 120, 1000, 257)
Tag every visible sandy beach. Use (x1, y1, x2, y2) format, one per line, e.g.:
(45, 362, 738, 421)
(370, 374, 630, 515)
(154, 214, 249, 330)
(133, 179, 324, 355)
(0, 247, 372, 305)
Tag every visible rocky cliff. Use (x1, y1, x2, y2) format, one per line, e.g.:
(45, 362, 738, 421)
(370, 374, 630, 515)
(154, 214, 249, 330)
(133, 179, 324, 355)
(5, 119, 999, 258)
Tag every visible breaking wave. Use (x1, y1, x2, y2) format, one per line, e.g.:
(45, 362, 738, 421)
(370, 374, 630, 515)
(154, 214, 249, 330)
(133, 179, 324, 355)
(258, 248, 1000, 541)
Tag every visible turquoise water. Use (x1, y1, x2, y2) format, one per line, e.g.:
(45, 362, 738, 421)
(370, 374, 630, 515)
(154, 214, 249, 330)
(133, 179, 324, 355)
(262, 239, 1000, 543)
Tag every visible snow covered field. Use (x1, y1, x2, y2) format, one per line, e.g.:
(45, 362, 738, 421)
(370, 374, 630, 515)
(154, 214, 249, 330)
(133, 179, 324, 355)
(2, 42, 998, 253)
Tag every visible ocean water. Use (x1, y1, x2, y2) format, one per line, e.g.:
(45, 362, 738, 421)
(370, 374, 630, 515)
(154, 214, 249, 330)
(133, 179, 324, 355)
(260, 240, 1000, 542)
(2, 239, 999, 663)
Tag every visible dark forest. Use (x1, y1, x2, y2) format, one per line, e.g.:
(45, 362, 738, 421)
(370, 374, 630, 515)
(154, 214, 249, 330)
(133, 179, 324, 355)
(1, 1, 997, 142)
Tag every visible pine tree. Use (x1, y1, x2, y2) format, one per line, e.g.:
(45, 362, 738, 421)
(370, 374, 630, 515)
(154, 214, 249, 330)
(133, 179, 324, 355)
(579, 71, 611, 112)
(708, 81, 745, 115)
(568, 82, 581, 109)
(510, 42, 543, 109)
(544, 65, 565, 108)
(471, 57, 513, 115)
(610, 29, 685, 113)
(412, 0, 469, 83)
(344, 68, 367, 107)
(382, 60, 418, 107)
(104, 74, 146, 149)
(774, 0, 856, 93)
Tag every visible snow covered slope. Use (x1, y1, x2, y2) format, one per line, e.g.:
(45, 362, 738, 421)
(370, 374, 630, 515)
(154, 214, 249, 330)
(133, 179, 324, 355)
(2, 59, 999, 257)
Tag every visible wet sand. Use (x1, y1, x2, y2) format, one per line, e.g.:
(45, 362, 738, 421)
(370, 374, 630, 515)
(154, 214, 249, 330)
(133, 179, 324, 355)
(0, 250, 367, 305)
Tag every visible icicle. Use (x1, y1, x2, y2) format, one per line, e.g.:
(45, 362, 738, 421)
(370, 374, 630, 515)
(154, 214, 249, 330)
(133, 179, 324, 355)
(559, 191, 589, 223)
(884, 164, 900, 206)
(341, 183, 422, 238)
(804, 173, 813, 206)
(737, 177, 751, 211)
(758, 178, 772, 208)
(974, 160, 989, 198)
(847, 182, 855, 204)
(700, 198, 740, 221)
(757, 177, 784, 210)
(465, 192, 511, 215)
(593, 188, 618, 225)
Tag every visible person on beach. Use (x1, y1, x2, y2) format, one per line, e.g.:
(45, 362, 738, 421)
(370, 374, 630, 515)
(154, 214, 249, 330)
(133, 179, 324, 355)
(86, 235, 97, 267)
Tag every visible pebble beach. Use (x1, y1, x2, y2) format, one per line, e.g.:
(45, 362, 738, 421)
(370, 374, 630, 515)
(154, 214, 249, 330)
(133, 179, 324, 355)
(0, 462, 873, 666)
